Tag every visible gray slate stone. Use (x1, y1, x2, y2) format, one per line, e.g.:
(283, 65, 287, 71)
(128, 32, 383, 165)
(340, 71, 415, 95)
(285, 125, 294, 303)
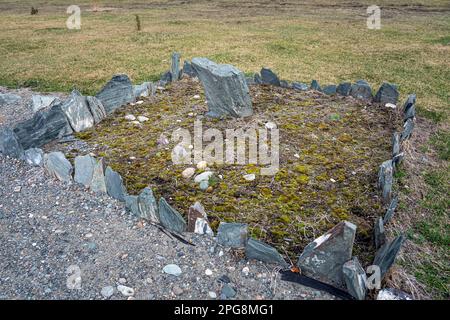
(245, 77, 255, 86)
(74, 155, 96, 188)
(392, 132, 400, 157)
(292, 82, 308, 91)
(95, 74, 134, 114)
(86, 96, 107, 124)
(336, 82, 352, 96)
(13, 104, 72, 149)
(217, 222, 248, 249)
(402, 94, 416, 121)
(137, 187, 159, 223)
(24, 148, 44, 166)
(378, 160, 393, 203)
(105, 166, 127, 202)
(392, 152, 404, 169)
(254, 73, 262, 84)
(125, 195, 139, 216)
(310, 80, 322, 91)
(221, 284, 237, 299)
(245, 238, 288, 267)
(342, 257, 367, 300)
(159, 197, 187, 233)
(0, 93, 21, 105)
(191, 57, 253, 118)
(0, 127, 24, 159)
(31, 95, 60, 113)
(373, 235, 405, 278)
(383, 195, 398, 225)
(374, 82, 399, 105)
(61, 90, 95, 132)
(350, 80, 373, 100)
(401, 118, 414, 141)
(260, 68, 281, 86)
(374, 217, 386, 249)
(280, 80, 290, 88)
(133, 82, 151, 98)
(170, 52, 181, 81)
(322, 85, 337, 95)
(182, 60, 197, 78)
(91, 158, 107, 193)
(44, 151, 73, 182)
(297, 221, 357, 288)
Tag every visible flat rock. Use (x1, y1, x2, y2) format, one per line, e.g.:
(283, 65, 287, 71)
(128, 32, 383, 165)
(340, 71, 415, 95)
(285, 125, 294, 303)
(90, 158, 107, 193)
(350, 80, 373, 100)
(191, 57, 253, 118)
(74, 154, 96, 188)
(374, 82, 399, 105)
(322, 85, 337, 95)
(292, 82, 308, 91)
(61, 90, 95, 132)
(383, 195, 398, 224)
(86, 96, 107, 124)
(336, 82, 352, 96)
(260, 68, 281, 86)
(342, 257, 367, 300)
(374, 217, 386, 249)
(0, 127, 24, 159)
(137, 187, 159, 223)
(44, 151, 73, 182)
(31, 95, 60, 113)
(159, 197, 187, 233)
(95, 74, 134, 114)
(297, 221, 357, 288)
(373, 235, 405, 278)
(24, 147, 44, 166)
(105, 166, 127, 202)
(217, 222, 248, 249)
(0, 93, 21, 105)
(170, 52, 181, 81)
(101, 286, 114, 298)
(13, 104, 72, 149)
(378, 160, 393, 203)
(163, 264, 182, 276)
(194, 171, 214, 183)
(221, 284, 237, 298)
(245, 238, 288, 267)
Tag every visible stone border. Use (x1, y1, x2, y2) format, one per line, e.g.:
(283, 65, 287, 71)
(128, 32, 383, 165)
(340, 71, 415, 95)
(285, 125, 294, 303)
(0, 52, 415, 300)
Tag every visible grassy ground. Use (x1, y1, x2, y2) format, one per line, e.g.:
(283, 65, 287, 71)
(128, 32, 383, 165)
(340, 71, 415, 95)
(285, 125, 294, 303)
(0, 0, 448, 299)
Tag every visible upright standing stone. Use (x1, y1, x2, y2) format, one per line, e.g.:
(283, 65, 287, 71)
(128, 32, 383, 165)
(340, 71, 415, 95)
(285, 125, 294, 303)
(91, 158, 107, 193)
(374, 82, 399, 105)
(343, 257, 367, 300)
(105, 166, 127, 202)
(322, 85, 337, 95)
(373, 235, 405, 278)
(44, 152, 73, 182)
(401, 118, 414, 141)
(217, 222, 248, 248)
(403, 94, 416, 120)
(74, 154, 96, 188)
(392, 132, 400, 157)
(337, 82, 352, 96)
(310, 80, 322, 91)
(61, 90, 95, 132)
(137, 187, 159, 223)
(13, 104, 72, 149)
(245, 238, 288, 267)
(383, 195, 398, 224)
(125, 195, 139, 216)
(95, 74, 134, 114)
(158, 197, 187, 233)
(191, 58, 253, 118)
(297, 221, 357, 288)
(378, 160, 393, 203)
(171, 52, 181, 81)
(0, 127, 24, 159)
(374, 217, 386, 249)
(86, 96, 107, 124)
(260, 68, 281, 86)
(350, 80, 373, 100)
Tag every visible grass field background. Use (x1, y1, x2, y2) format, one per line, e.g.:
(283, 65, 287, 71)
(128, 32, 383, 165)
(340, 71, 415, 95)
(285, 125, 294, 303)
(0, 0, 449, 299)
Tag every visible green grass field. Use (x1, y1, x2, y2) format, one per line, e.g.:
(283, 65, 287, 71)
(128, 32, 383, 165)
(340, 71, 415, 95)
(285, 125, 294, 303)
(0, 0, 448, 299)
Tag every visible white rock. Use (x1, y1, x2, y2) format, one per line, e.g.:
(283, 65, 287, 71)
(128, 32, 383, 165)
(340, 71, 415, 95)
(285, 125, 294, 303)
(131, 120, 141, 125)
(385, 103, 397, 109)
(196, 161, 208, 170)
(182, 167, 195, 179)
(208, 291, 217, 299)
(294, 153, 300, 158)
(101, 286, 114, 298)
(124, 114, 136, 121)
(330, 178, 336, 183)
(194, 171, 214, 183)
(163, 264, 182, 276)
(265, 121, 277, 130)
(117, 285, 134, 297)
(243, 174, 256, 181)
(137, 116, 149, 122)
(193, 94, 201, 99)
(14, 186, 21, 192)
(205, 269, 213, 276)
(136, 100, 144, 105)
(31, 95, 59, 112)
(242, 266, 250, 276)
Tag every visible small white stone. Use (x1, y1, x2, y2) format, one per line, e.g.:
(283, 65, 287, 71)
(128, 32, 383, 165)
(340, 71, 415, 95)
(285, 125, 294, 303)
(193, 94, 201, 99)
(129, 156, 136, 160)
(385, 103, 397, 109)
(124, 114, 136, 121)
(205, 269, 213, 276)
(242, 266, 250, 276)
(188, 112, 194, 117)
(136, 100, 144, 105)
(194, 171, 214, 183)
(218, 250, 224, 257)
(265, 121, 277, 130)
(182, 167, 195, 179)
(117, 285, 134, 297)
(118, 278, 127, 284)
(330, 178, 336, 183)
(101, 286, 114, 298)
(294, 153, 300, 158)
(196, 161, 208, 170)
(243, 174, 256, 181)
(163, 264, 182, 276)
(131, 120, 141, 125)
(14, 186, 21, 192)
(137, 116, 149, 122)
(208, 291, 217, 299)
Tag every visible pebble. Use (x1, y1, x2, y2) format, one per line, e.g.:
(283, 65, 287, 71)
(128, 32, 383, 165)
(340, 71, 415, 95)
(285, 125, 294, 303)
(101, 286, 114, 298)
(265, 122, 277, 130)
(137, 116, 149, 122)
(182, 167, 195, 179)
(118, 278, 127, 284)
(117, 285, 134, 297)
(243, 174, 255, 181)
(173, 285, 183, 295)
(163, 264, 182, 276)
(242, 267, 250, 276)
(196, 161, 208, 170)
(124, 114, 136, 121)
(221, 284, 237, 298)
(385, 103, 397, 109)
(194, 171, 214, 183)
(205, 269, 213, 276)
(193, 94, 201, 99)
(208, 291, 217, 299)
(14, 186, 21, 192)
(199, 180, 209, 191)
